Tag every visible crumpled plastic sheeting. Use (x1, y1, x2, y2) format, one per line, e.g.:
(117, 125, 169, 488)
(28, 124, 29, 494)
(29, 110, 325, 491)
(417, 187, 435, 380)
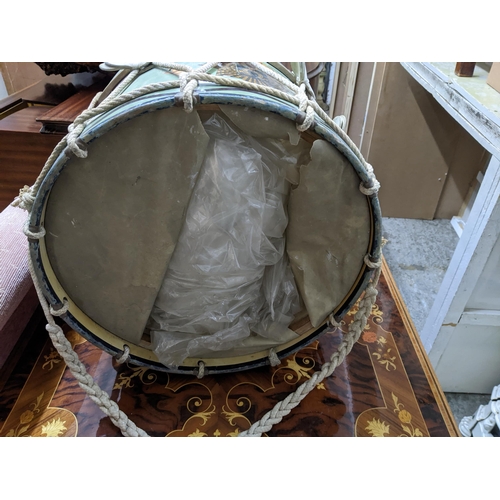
(150, 113, 306, 367)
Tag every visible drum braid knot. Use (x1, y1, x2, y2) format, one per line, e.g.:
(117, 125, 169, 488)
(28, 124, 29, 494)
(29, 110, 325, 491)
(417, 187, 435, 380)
(359, 163, 380, 195)
(359, 179, 381, 196)
(296, 84, 315, 132)
(22, 220, 46, 239)
(196, 360, 205, 379)
(364, 254, 382, 269)
(179, 72, 199, 113)
(12, 185, 36, 212)
(268, 348, 281, 367)
(67, 123, 88, 158)
(50, 298, 70, 317)
(328, 314, 342, 328)
(179, 63, 220, 113)
(115, 345, 130, 365)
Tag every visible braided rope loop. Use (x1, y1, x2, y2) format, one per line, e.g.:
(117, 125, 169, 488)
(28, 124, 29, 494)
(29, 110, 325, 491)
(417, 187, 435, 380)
(239, 266, 381, 437)
(23, 243, 149, 436)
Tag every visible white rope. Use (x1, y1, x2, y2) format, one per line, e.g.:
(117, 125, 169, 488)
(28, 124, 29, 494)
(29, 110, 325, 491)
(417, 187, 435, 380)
(328, 314, 342, 328)
(296, 83, 315, 132)
(181, 76, 199, 113)
(115, 345, 130, 365)
(268, 348, 281, 367)
(22, 220, 45, 239)
(178, 62, 220, 113)
(50, 298, 69, 317)
(364, 254, 382, 269)
(197, 361, 206, 379)
(247, 62, 299, 93)
(359, 182, 380, 196)
(333, 115, 347, 131)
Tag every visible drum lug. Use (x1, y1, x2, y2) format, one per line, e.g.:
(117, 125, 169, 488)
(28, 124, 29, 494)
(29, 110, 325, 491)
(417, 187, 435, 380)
(196, 360, 206, 379)
(63, 139, 88, 158)
(295, 110, 315, 131)
(360, 180, 378, 197)
(295, 110, 306, 125)
(174, 91, 200, 108)
(49, 297, 70, 317)
(26, 224, 45, 242)
(331, 314, 342, 326)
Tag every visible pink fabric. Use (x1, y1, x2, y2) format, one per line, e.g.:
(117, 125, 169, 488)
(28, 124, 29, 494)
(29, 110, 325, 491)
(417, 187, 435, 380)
(0, 205, 35, 332)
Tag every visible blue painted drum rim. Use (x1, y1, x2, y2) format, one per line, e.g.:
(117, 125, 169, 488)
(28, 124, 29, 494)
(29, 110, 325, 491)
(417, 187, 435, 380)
(29, 83, 382, 375)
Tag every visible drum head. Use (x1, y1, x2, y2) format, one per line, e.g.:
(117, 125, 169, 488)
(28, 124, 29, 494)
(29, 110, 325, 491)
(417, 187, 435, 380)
(31, 92, 379, 374)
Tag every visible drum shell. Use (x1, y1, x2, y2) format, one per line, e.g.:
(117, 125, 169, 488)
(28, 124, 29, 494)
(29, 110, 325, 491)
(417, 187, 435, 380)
(28, 63, 382, 374)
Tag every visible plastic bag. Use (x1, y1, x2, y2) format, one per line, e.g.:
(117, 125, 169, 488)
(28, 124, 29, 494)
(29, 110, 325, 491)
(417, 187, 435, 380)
(149, 112, 305, 367)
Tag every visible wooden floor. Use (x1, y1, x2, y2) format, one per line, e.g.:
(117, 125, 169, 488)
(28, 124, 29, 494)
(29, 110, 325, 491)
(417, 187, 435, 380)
(0, 260, 458, 437)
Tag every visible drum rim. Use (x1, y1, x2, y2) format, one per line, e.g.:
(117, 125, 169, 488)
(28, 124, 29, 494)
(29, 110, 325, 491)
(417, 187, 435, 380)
(28, 88, 382, 374)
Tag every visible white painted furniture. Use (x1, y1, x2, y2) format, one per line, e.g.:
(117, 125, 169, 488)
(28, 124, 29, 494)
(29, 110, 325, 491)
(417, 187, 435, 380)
(401, 63, 500, 393)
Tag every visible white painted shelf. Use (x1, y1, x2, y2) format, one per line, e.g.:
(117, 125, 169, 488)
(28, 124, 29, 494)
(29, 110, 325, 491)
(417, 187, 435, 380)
(402, 63, 500, 158)
(401, 63, 500, 393)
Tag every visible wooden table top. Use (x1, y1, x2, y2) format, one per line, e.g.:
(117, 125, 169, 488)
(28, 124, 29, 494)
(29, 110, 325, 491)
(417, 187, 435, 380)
(0, 259, 458, 437)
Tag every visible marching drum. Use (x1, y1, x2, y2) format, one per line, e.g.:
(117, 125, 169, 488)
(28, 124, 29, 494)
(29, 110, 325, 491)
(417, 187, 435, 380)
(25, 62, 382, 378)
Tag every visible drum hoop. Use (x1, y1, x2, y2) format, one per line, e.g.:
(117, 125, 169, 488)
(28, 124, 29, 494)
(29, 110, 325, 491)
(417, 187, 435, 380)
(29, 89, 382, 374)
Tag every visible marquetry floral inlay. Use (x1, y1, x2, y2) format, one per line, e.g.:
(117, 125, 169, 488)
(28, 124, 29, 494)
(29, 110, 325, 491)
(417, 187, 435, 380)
(189, 403, 216, 426)
(5, 392, 44, 437)
(362, 331, 378, 343)
(41, 418, 67, 437)
(392, 393, 423, 437)
(373, 347, 397, 371)
(370, 303, 384, 324)
(365, 418, 390, 437)
(114, 366, 157, 390)
(42, 349, 61, 371)
(284, 359, 311, 382)
(188, 429, 207, 437)
(222, 406, 243, 426)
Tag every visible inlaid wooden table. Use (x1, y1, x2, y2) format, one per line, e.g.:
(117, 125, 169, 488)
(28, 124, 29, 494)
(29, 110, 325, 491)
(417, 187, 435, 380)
(0, 260, 458, 437)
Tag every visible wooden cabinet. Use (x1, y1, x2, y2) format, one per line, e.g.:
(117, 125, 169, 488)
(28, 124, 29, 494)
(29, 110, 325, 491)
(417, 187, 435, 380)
(0, 70, 111, 211)
(0, 106, 60, 211)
